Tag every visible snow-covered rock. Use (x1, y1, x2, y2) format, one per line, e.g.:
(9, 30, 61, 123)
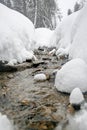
(34, 28, 55, 48)
(69, 88, 84, 105)
(0, 113, 14, 130)
(34, 73, 47, 82)
(0, 3, 35, 64)
(55, 58, 87, 93)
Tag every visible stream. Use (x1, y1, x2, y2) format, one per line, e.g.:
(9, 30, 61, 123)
(0, 47, 80, 130)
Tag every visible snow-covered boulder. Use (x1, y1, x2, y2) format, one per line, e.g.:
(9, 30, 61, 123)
(55, 58, 87, 93)
(0, 113, 14, 130)
(34, 28, 55, 48)
(70, 88, 84, 105)
(0, 3, 35, 64)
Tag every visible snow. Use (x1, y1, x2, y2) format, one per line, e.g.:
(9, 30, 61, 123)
(0, 3, 35, 64)
(58, 0, 78, 17)
(56, 109, 87, 130)
(34, 28, 55, 48)
(68, 109, 87, 130)
(53, 3, 87, 63)
(69, 88, 84, 105)
(53, 3, 87, 93)
(0, 113, 14, 130)
(74, 110, 87, 130)
(53, 11, 79, 50)
(56, 45, 70, 58)
(34, 73, 47, 81)
(69, 3, 87, 63)
(55, 58, 87, 93)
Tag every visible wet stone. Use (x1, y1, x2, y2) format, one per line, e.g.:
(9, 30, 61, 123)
(7, 74, 14, 79)
(32, 60, 46, 67)
(42, 56, 52, 61)
(0, 64, 17, 72)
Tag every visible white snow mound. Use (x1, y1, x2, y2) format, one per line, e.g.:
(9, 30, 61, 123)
(0, 113, 14, 130)
(0, 3, 35, 64)
(53, 2, 87, 63)
(69, 3, 87, 63)
(69, 88, 84, 105)
(52, 11, 79, 50)
(34, 28, 55, 48)
(55, 58, 87, 93)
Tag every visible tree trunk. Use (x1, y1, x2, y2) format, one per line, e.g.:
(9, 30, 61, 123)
(42, 15, 53, 29)
(34, 0, 37, 28)
(22, 0, 27, 16)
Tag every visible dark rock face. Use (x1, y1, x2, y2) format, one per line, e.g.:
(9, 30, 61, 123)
(0, 61, 17, 72)
(72, 104, 81, 111)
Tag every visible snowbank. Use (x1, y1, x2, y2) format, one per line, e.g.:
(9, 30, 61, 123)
(0, 3, 35, 64)
(69, 3, 87, 63)
(54, 3, 87, 93)
(54, 2, 87, 63)
(52, 11, 79, 50)
(0, 113, 14, 130)
(34, 28, 55, 48)
(55, 58, 87, 93)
